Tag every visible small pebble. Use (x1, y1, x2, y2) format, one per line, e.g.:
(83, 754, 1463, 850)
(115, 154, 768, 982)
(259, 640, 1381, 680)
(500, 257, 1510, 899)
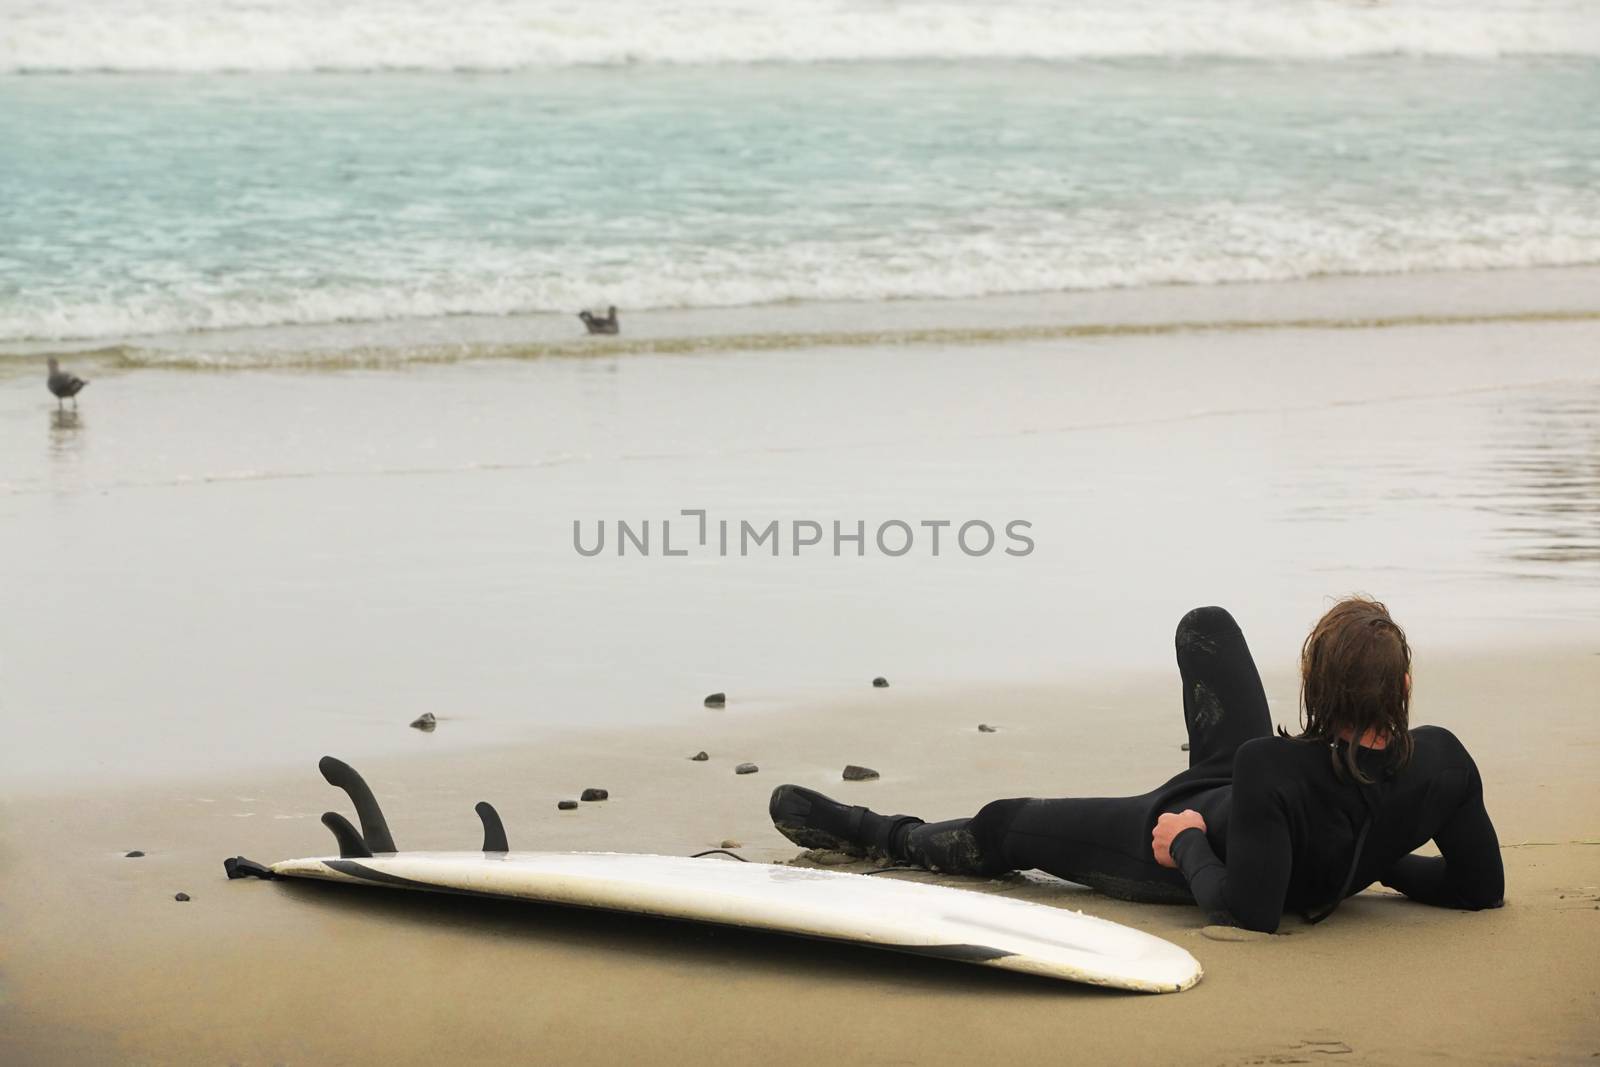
(125, 850, 145, 858)
(689, 751, 709, 761)
(842, 765, 880, 781)
(1181, 742, 1191, 752)
(557, 800, 579, 811)
(735, 762, 759, 775)
(174, 892, 191, 902)
(704, 692, 726, 708)
(720, 839, 742, 849)
(977, 723, 998, 733)
(580, 788, 609, 802)
(872, 677, 889, 688)
(410, 712, 437, 732)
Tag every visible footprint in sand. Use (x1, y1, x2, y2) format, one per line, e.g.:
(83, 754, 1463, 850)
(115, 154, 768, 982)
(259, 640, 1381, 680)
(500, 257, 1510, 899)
(1553, 885, 1600, 911)
(1239, 1037, 1355, 1063)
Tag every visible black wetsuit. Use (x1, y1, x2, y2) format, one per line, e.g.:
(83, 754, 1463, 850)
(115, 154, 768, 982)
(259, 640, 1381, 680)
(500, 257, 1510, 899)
(892, 606, 1505, 933)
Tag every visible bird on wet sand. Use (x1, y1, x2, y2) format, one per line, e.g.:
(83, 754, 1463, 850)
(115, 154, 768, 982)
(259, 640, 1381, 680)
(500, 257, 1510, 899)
(46, 357, 88, 409)
(578, 306, 620, 335)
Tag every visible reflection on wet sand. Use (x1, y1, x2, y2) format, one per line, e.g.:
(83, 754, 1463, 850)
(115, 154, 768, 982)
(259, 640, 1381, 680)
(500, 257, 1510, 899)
(1483, 384, 1600, 567)
(49, 409, 85, 462)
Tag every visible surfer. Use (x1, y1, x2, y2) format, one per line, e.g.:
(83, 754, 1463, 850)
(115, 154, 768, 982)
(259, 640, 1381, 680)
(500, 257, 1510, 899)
(770, 598, 1505, 933)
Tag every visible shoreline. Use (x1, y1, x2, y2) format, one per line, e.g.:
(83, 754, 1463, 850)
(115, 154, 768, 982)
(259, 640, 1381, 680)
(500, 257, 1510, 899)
(3, 644, 1597, 1063)
(6, 263, 1600, 372)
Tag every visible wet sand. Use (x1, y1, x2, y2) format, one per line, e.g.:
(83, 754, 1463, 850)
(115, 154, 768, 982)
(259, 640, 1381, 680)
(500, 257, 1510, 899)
(4, 306, 1599, 787)
(3, 645, 1598, 1065)
(3, 286, 1599, 1062)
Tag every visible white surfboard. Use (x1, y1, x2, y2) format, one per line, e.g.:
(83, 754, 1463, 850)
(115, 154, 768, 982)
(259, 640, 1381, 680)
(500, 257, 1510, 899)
(267, 850, 1202, 993)
(240, 758, 1202, 993)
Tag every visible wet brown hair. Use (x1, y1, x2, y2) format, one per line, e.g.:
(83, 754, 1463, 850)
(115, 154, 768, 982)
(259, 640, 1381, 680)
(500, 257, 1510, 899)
(1280, 596, 1414, 782)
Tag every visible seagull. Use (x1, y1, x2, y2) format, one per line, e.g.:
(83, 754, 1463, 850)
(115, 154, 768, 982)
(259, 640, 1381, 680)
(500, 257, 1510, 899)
(578, 306, 619, 335)
(46, 357, 89, 410)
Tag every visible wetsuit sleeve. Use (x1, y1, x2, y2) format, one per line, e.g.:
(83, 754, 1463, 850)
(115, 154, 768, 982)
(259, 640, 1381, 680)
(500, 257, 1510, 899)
(1380, 746, 1504, 910)
(1170, 743, 1291, 933)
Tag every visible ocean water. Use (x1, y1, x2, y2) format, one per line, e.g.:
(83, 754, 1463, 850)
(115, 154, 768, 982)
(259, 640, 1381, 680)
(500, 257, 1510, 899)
(1, 0, 1599, 355)
(4, 2, 1600, 786)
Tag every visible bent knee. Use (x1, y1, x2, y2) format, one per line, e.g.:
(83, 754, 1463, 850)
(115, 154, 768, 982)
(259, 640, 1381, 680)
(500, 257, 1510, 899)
(972, 797, 1029, 833)
(968, 797, 1031, 870)
(1176, 606, 1239, 654)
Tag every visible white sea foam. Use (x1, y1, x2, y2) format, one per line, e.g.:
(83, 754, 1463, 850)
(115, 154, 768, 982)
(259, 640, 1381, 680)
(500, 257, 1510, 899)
(3, 0, 1599, 73)
(5, 209, 1600, 342)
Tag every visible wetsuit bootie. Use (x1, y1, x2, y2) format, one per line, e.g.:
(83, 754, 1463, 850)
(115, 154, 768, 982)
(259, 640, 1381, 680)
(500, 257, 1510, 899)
(769, 785, 921, 859)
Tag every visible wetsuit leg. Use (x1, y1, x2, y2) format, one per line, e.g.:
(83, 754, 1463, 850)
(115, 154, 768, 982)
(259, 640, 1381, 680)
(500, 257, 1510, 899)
(1175, 606, 1272, 772)
(871, 607, 1270, 902)
(897, 794, 1193, 903)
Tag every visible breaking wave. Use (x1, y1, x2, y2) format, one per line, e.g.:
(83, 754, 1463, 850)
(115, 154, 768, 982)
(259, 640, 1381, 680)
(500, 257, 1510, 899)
(4, 0, 1599, 74)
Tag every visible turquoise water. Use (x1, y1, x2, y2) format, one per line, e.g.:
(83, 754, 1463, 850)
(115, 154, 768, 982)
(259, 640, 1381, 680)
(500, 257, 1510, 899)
(3, 57, 1599, 345)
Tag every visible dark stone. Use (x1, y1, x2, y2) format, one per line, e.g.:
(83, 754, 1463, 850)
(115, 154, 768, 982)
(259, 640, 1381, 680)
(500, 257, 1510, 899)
(842, 765, 880, 781)
(872, 677, 889, 688)
(1180, 742, 1191, 751)
(125, 850, 145, 858)
(174, 892, 191, 902)
(734, 762, 759, 775)
(580, 788, 609, 802)
(690, 751, 709, 761)
(557, 800, 579, 810)
(977, 723, 998, 733)
(704, 692, 726, 708)
(410, 712, 437, 731)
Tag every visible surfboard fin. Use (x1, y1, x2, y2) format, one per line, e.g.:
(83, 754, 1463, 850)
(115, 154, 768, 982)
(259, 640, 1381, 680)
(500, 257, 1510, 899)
(321, 812, 374, 858)
(318, 756, 398, 854)
(475, 801, 509, 852)
(223, 855, 278, 880)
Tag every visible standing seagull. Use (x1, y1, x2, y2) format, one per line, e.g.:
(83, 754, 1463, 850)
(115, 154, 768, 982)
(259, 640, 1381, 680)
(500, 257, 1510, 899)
(578, 306, 620, 335)
(46, 357, 89, 409)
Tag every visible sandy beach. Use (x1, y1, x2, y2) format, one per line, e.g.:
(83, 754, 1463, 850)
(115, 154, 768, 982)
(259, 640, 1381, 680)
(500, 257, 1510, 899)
(3, 291, 1599, 1062)
(2, 643, 1597, 1065)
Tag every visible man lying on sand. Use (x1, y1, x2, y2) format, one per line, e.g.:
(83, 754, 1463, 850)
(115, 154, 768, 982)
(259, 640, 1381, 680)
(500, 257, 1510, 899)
(770, 597, 1505, 933)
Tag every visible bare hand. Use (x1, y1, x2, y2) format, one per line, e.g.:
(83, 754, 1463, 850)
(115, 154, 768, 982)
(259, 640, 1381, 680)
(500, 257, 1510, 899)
(1152, 809, 1207, 868)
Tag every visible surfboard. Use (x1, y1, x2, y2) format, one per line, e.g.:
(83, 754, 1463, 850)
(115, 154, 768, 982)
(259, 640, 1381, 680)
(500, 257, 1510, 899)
(229, 758, 1202, 993)
(268, 849, 1201, 992)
